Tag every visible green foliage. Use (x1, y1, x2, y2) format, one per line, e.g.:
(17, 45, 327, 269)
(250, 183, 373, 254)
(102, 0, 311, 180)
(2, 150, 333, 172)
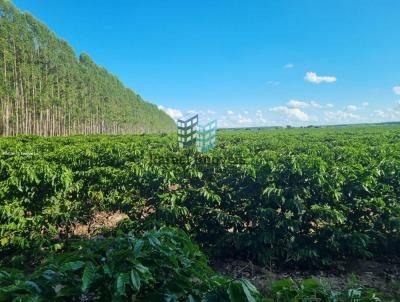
(0, 126, 400, 267)
(0, 0, 176, 135)
(0, 228, 264, 302)
(0, 228, 388, 302)
(267, 277, 388, 302)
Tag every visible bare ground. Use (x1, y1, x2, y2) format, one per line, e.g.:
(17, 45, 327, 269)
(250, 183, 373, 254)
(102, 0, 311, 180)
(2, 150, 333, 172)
(73, 211, 128, 236)
(211, 258, 400, 299)
(69, 212, 400, 299)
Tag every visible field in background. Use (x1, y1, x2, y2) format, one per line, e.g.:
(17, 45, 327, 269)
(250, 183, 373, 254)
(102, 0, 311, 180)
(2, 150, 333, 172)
(1, 125, 399, 300)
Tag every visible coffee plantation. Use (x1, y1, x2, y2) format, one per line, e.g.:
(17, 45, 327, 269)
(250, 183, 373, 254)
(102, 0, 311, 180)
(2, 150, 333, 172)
(0, 126, 399, 301)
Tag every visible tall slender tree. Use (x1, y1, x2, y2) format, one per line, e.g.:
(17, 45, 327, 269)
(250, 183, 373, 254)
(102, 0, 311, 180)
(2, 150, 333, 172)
(0, 0, 176, 136)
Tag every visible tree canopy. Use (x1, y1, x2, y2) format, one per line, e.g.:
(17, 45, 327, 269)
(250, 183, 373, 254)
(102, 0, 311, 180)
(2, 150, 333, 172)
(0, 0, 176, 135)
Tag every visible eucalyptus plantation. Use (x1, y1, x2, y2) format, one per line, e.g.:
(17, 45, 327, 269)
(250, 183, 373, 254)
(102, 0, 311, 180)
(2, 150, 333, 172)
(0, 0, 176, 135)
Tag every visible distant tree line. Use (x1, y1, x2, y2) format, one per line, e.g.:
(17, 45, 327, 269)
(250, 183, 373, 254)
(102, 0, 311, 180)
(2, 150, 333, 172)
(0, 0, 176, 136)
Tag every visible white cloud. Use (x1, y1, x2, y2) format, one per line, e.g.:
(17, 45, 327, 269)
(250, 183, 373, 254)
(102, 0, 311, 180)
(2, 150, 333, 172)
(305, 72, 337, 84)
(219, 109, 271, 127)
(373, 109, 400, 120)
(218, 116, 230, 128)
(158, 105, 183, 121)
(346, 105, 358, 112)
(270, 106, 309, 121)
(326, 103, 334, 108)
(227, 110, 234, 115)
(255, 110, 267, 123)
(310, 101, 322, 109)
(267, 80, 280, 86)
(284, 63, 294, 69)
(219, 111, 260, 128)
(237, 114, 253, 124)
(287, 100, 321, 109)
(207, 109, 216, 114)
(324, 110, 360, 121)
(362, 102, 369, 107)
(393, 86, 400, 95)
(287, 100, 308, 109)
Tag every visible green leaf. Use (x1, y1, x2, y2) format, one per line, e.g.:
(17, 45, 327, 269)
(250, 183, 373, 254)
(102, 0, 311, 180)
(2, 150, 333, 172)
(242, 283, 256, 302)
(0, 237, 9, 246)
(135, 264, 149, 274)
(188, 295, 197, 302)
(148, 236, 161, 247)
(133, 239, 144, 257)
(25, 281, 41, 293)
(227, 282, 244, 302)
(60, 261, 85, 272)
(241, 279, 258, 294)
(81, 262, 96, 292)
(103, 263, 112, 277)
(42, 270, 57, 281)
(116, 273, 128, 296)
(130, 270, 140, 291)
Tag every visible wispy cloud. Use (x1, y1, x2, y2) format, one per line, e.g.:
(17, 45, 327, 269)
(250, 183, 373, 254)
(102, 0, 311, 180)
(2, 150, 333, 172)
(237, 114, 253, 124)
(227, 110, 234, 115)
(324, 110, 360, 121)
(326, 103, 334, 108)
(345, 105, 358, 112)
(255, 110, 267, 123)
(393, 86, 400, 95)
(287, 100, 321, 109)
(305, 72, 336, 84)
(267, 80, 280, 86)
(284, 63, 294, 69)
(270, 106, 309, 121)
(157, 105, 183, 120)
(372, 108, 400, 120)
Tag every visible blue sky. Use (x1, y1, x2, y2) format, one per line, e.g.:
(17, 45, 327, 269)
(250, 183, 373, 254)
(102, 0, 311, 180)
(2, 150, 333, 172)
(13, 0, 400, 127)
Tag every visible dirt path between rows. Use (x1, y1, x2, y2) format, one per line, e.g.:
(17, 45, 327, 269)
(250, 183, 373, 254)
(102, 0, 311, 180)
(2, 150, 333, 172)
(211, 258, 400, 300)
(69, 212, 400, 299)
